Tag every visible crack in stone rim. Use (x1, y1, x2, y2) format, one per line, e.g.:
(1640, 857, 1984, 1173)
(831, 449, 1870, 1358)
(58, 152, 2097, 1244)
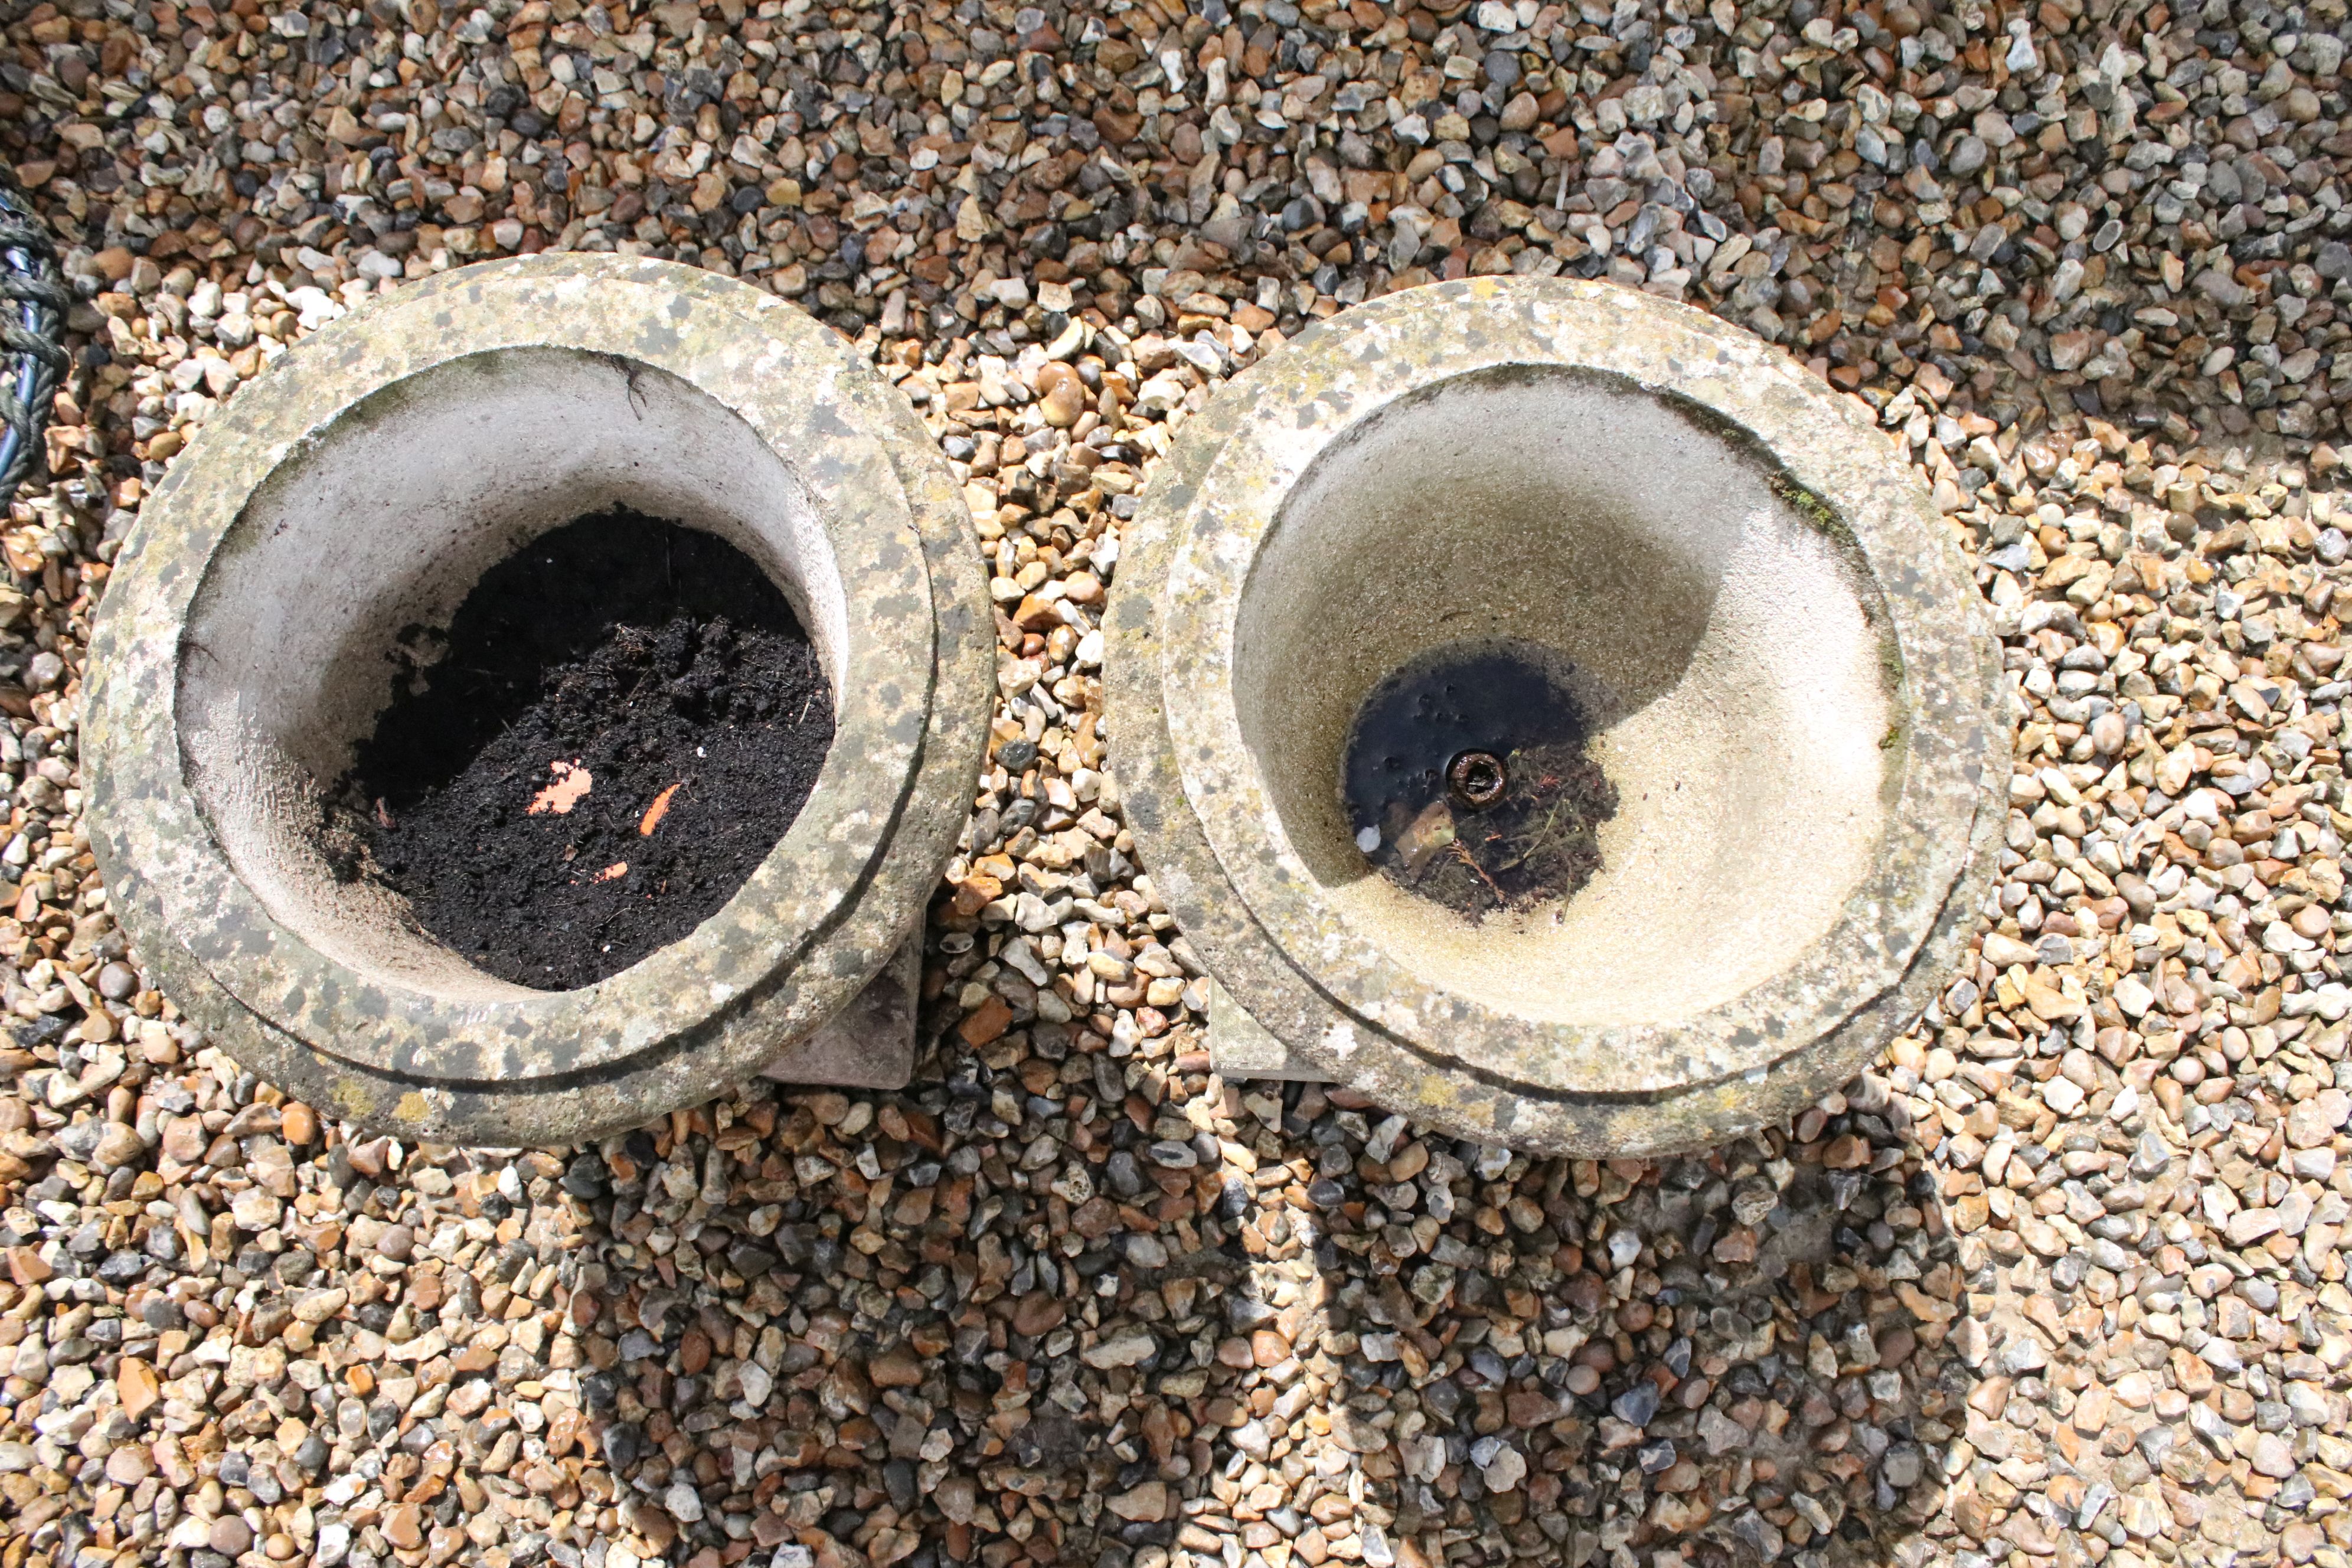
(84, 256, 989, 1138)
(1113, 277, 2009, 1126)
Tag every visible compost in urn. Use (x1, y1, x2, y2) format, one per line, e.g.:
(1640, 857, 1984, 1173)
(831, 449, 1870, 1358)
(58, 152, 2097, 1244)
(341, 508, 835, 989)
(1341, 639, 1618, 922)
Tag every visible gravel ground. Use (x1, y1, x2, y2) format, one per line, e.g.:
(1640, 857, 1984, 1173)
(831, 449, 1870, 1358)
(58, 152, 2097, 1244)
(5, 0, 2352, 1567)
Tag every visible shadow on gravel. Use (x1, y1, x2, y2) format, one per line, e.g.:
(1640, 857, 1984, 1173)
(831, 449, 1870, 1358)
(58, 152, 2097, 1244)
(538, 1031, 1985, 1568)
(1172, 1074, 1982, 1568)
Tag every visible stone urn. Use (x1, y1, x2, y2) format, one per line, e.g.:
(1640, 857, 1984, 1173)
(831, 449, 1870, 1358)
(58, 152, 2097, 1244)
(85, 254, 992, 1146)
(1108, 277, 2006, 1157)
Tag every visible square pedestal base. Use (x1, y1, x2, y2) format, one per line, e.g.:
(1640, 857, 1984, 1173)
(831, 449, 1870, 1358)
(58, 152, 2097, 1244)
(760, 939, 919, 1089)
(1207, 981, 1333, 1083)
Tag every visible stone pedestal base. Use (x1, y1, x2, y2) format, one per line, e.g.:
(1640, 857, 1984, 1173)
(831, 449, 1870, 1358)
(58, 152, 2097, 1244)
(1207, 982, 1331, 1084)
(761, 940, 919, 1090)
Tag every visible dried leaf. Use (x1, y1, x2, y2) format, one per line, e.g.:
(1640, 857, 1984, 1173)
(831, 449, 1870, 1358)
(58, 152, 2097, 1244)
(1396, 799, 1456, 873)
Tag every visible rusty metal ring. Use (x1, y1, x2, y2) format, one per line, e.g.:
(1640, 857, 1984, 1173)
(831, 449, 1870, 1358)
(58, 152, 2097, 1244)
(1447, 750, 1507, 809)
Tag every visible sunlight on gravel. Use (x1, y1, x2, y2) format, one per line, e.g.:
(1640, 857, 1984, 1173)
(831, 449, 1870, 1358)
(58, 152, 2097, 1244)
(5, 0, 2352, 1566)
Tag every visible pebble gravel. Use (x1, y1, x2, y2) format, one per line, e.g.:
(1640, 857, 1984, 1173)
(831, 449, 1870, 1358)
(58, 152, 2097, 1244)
(5, 0, 2352, 1567)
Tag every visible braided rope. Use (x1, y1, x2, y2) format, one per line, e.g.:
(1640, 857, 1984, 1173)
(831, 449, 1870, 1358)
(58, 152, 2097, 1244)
(0, 187, 67, 507)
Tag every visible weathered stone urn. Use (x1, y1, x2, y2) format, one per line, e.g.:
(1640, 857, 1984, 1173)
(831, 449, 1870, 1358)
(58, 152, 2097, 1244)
(1108, 277, 2006, 1157)
(85, 254, 992, 1146)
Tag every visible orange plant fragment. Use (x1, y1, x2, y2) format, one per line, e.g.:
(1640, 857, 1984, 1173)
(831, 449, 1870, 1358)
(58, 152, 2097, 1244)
(527, 759, 592, 816)
(639, 783, 681, 837)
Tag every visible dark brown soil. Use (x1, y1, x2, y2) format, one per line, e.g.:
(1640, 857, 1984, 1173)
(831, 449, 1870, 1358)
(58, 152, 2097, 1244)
(1342, 641, 1618, 920)
(343, 509, 834, 990)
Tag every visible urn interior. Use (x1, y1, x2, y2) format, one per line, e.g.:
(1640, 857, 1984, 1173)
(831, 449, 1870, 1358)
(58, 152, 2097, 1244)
(174, 345, 847, 1000)
(1229, 365, 1905, 1028)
